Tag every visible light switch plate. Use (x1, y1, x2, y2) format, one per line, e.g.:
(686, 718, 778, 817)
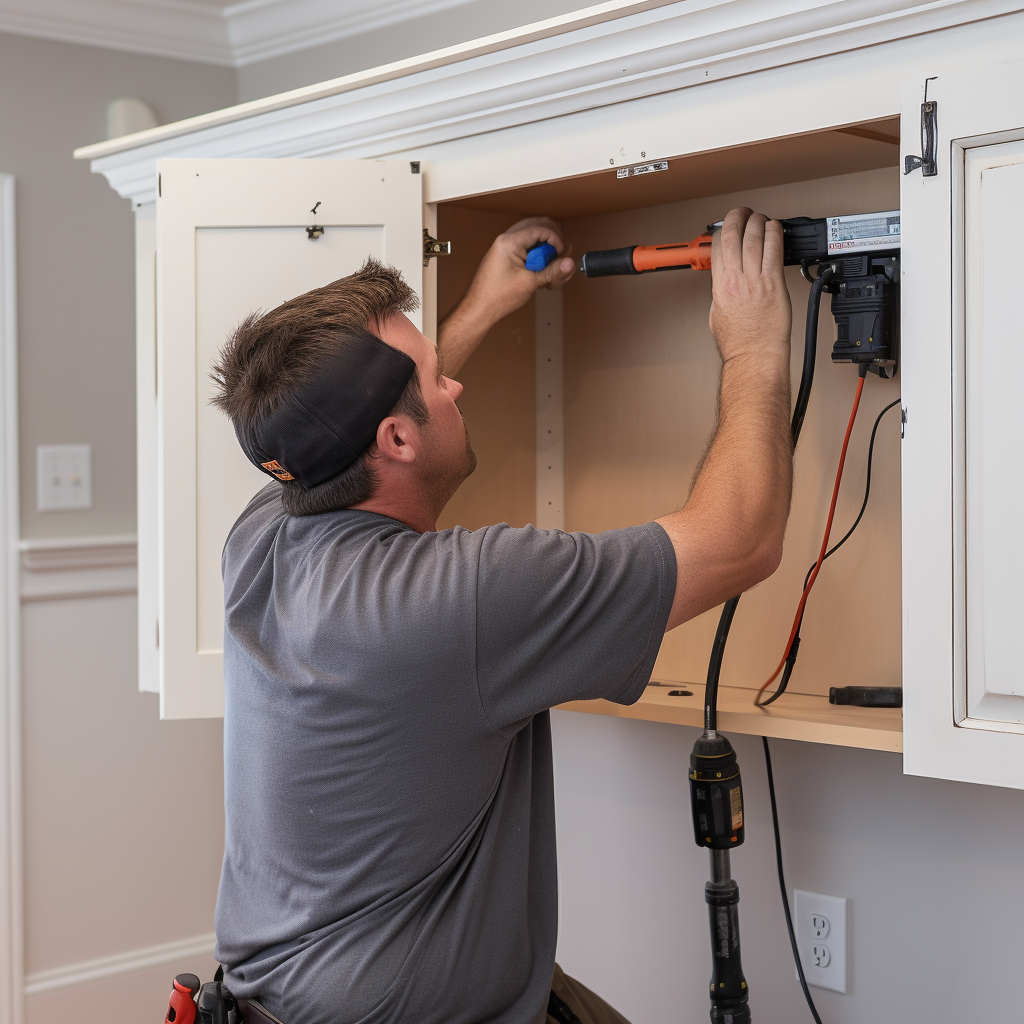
(793, 889, 848, 994)
(37, 444, 92, 511)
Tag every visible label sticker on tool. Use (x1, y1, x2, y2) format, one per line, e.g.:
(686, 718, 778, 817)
(730, 786, 743, 830)
(827, 210, 901, 254)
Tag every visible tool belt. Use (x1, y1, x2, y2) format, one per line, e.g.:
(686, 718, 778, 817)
(168, 967, 580, 1024)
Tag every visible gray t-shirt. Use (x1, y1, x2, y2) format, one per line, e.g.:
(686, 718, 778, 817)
(214, 484, 676, 1024)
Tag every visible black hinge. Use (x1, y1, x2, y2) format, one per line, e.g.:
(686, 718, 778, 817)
(904, 78, 938, 177)
(158, 172, 161, 197)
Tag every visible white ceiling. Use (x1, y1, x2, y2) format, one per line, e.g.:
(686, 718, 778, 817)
(0, 0, 478, 66)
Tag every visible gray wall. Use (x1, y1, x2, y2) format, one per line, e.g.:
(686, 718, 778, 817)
(553, 711, 1023, 1022)
(237, 0, 594, 101)
(0, 31, 235, 539)
(0, 29, 234, 1024)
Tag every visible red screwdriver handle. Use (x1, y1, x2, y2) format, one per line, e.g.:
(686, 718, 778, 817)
(164, 973, 200, 1024)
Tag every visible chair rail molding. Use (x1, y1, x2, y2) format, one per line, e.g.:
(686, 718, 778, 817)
(18, 535, 138, 603)
(0, 173, 24, 1024)
(76, 0, 1022, 207)
(24, 931, 215, 998)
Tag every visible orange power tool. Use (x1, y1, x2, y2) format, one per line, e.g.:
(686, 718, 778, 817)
(579, 233, 712, 277)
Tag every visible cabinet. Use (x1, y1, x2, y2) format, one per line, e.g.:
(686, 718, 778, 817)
(74, 1, 1024, 787)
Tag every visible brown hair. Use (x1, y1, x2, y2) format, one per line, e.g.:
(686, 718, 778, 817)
(211, 258, 428, 516)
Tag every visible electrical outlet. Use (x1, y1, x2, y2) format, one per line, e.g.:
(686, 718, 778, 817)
(37, 445, 92, 511)
(793, 889, 848, 994)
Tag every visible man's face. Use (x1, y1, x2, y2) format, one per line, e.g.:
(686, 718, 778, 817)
(377, 314, 476, 498)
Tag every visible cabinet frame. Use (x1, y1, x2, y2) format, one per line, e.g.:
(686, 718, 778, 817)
(72, 3, 1024, 780)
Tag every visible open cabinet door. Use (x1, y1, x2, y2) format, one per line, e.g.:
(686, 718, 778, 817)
(155, 159, 423, 718)
(902, 59, 1024, 788)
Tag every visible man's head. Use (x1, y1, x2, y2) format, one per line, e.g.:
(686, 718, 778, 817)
(211, 258, 474, 521)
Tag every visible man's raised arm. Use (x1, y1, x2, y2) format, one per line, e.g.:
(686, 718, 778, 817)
(657, 207, 794, 632)
(437, 216, 575, 376)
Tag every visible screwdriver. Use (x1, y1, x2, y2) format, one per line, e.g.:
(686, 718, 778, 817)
(579, 232, 713, 276)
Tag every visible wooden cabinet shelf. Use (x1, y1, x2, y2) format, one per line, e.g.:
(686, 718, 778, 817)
(558, 680, 903, 753)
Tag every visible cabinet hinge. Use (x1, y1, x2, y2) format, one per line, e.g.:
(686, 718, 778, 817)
(904, 78, 938, 177)
(158, 172, 161, 197)
(423, 229, 451, 267)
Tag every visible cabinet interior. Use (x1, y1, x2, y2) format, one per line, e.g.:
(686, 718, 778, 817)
(435, 119, 903, 750)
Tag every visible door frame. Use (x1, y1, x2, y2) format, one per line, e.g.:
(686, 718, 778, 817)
(0, 173, 23, 1024)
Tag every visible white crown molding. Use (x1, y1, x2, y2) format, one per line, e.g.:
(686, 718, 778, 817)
(76, 0, 1024, 207)
(19, 535, 138, 602)
(0, 0, 592, 67)
(24, 931, 215, 997)
(225, 0, 480, 67)
(0, 0, 233, 66)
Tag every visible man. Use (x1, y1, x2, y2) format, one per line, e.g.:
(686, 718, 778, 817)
(211, 208, 792, 1024)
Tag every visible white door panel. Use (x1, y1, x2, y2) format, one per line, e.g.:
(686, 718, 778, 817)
(902, 58, 1024, 788)
(156, 159, 422, 718)
(965, 142, 1024, 719)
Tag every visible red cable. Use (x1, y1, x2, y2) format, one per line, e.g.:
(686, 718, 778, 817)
(756, 374, 866, 705)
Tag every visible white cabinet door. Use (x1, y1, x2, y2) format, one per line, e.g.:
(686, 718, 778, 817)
(902, 59, 1024, 788)
(155, 159, 422, 718)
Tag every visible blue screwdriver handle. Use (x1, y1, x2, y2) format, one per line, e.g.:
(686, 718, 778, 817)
(525, 242, 558, 272)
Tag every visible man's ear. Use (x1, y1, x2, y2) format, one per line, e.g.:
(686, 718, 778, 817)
(375, 415, 417, 464)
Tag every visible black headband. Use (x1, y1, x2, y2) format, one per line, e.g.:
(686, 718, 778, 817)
(234, 329, 416, 489)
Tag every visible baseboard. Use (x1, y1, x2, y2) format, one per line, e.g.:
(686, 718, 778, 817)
(24, 932, 215, 997)
(19, 534, 137, 602)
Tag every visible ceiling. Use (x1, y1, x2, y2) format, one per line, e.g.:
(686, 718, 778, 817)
(0, 0, 480, 67)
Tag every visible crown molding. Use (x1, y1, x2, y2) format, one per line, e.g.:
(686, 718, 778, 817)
(0, 0, 233, 66)
(76, 0, 1024, 207)
(225, 0, 479, 67)
(0, 0, 527, 67)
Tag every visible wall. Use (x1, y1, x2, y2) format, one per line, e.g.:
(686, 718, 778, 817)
(0, 31, 235, 541)
(236, 0, 596, 102)
(0, 29, 234, 1023)
(553, 710, 1024, 1022)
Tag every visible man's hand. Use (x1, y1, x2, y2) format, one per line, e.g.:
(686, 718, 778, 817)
(657, 206, 794, 631)
(710, 208, 791, 368)
(438, 217, 575, 376)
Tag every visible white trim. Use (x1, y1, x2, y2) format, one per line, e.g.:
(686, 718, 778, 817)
(0, 173, 23, 1024)
(24, 931, 215, 997)
(75, 0, 1024, 208)
(18, 536, 138, 603)
(18, 534, 137, 570)
(226, 0, 482, 67)
(0, 0, 674, 68)
(0, 0, 232, 66)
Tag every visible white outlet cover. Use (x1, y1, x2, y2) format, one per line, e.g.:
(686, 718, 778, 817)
(37, 444, 92, 511)
(793, 889, 848, 994)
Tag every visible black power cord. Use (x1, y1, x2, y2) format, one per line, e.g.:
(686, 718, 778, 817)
(758, 397, 901, 706)
(760, 398, 901, 1022)
(763, 736, 823, 1024)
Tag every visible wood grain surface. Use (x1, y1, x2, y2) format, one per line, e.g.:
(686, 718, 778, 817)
(437, 151, 903, 742)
